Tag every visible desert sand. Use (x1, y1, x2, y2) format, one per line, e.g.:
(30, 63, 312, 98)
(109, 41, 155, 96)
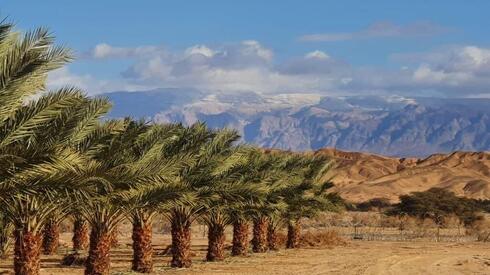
(1, 231, 488, 275)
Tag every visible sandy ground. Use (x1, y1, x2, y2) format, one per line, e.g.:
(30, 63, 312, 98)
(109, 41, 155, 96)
(164, 241, 490, 275)
(0, 231, 489, 275)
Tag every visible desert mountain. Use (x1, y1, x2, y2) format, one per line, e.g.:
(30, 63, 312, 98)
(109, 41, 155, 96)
(103, 89, 490, 157)
(102, 90, 490, 202)
(319, 148, 490, 203)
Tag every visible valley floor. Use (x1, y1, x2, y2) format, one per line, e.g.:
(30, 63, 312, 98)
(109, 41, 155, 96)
(1, 233, 488, 274)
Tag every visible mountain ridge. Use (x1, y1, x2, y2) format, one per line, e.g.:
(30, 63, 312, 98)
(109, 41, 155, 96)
(102, 89, 490, 157)
(317, 148, 490, 203)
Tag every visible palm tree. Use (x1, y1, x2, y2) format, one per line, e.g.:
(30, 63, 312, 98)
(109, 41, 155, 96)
(201, 146, 266, 262)
(251, 215, 269, 253)
(130, 212, 153, 272)
(281, 153, 340, 249)
(127, 180, 187, 273)
(73, 120, 190, 275)
(124, 123, 195, 273)
(267, 215, 284, 251)
(41, 205, 70, 255)
(0, 92, 112, 274)
(3, 92, 112, 274)
(72, 119, 149, 275)
(0, 21, 114, 274)
(249, 151, 300, 253)
(0, 95, 110, 274)
(42, 218, 61, 255)
(231, 215, 250, 256)
(227, 149, 276, 256)
(249, 152, 336, 251)
(72, 216, 89, 251)
(69, 118, 125, 256)
(163, 126, 248, 267)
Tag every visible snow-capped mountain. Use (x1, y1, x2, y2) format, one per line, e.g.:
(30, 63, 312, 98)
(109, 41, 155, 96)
(102, 89, 490, 157)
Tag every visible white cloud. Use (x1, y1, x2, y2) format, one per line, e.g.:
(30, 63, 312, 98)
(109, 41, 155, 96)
(342, 45, 490, 96)
(54, 40, 490, 98)
(408, 46, 490, 87)
(184, 45, 216, 57)
(299, 21, 448, 42)
(47, 67, 94, 90)
(240, 40, 273, 61)
(107, 41, 346, 94)
(119, 40, 275, 83)
(277, 50, 346, 76)
(305, 50, 330, 59)
(47, 67, 151, 95)
(90, 43, 167, 59)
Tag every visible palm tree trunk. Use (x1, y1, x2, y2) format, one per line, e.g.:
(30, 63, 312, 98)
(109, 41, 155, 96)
(85, 227, 112, 275)
(109, 226, 119, 248)
(131, 216, 153, 273)
(231, 220, 249, 256)
(252, 216, 268, 253)
(14, 228, 42, 275)
(206, 222, 225, 261)
(42, 220, 59, 255)
(73, 218, 89, 251)
(267, 224, 279, 251)
(286, 220, 301, 249)
(170, 210, 192, 268)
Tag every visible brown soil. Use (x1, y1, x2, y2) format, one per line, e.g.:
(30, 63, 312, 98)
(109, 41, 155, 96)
(0, 230, 488, 274)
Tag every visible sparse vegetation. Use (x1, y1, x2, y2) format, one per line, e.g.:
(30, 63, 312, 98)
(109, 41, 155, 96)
(388, 188, 485, 227)
(356, 198, 392, 212)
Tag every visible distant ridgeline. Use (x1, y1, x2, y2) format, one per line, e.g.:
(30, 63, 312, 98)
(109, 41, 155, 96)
(103, 90, 490, 157)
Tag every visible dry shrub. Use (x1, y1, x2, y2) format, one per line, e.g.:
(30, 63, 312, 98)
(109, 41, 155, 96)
(443, 214, 463, 229)
(299, 230, 347, 248)
(379, 215, 399, 228)
(466, 218, 490, 242)
(410, 218, 436, 238)
(351, 212, 374, 227)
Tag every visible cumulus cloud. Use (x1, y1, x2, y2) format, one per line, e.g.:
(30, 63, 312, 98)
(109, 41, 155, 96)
(47, 67, 150, 95)
(118, 40, 289, 93)
(89, 43, 167, 59)
(53, 39, 490, 98)
(277, 50, 348, 76)
(299, 21, 448, 42)
(340, 45, 490, 96)
(184, 45, 216, 58)
(305, 50, 330, 59)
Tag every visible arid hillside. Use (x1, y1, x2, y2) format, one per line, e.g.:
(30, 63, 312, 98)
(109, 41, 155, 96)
(319, 148, 490, 203)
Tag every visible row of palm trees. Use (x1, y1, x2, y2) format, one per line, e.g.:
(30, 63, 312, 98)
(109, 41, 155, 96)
(0, 21, 341, 275)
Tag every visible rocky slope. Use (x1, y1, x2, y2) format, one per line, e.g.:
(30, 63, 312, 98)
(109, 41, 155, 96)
(103, 90, 490, 157)
(318, 148, 490, 203)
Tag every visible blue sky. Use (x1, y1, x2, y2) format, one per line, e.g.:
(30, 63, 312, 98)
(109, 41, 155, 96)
(2, 1, 490, 97)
